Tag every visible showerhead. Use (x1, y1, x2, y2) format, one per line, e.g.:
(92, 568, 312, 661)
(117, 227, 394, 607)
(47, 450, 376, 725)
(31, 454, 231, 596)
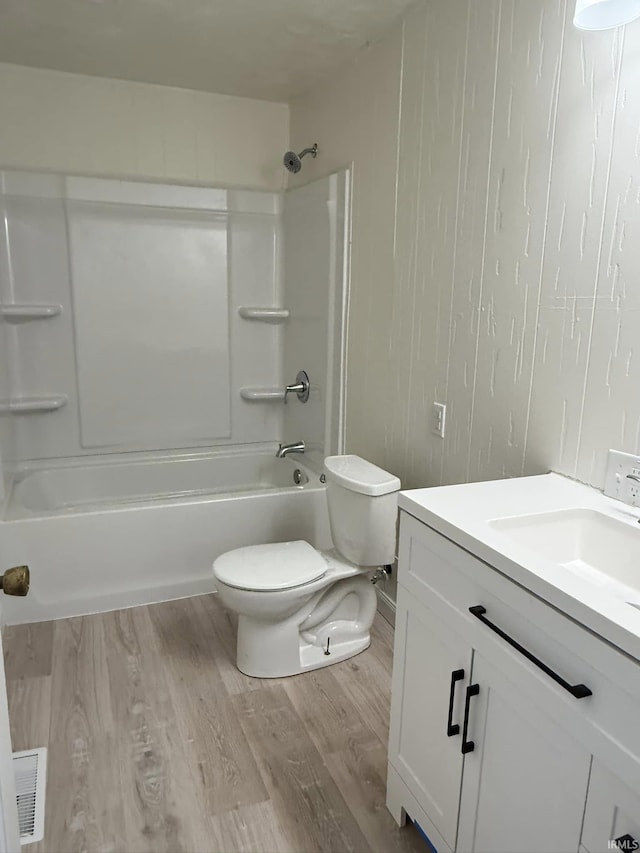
(283, 151, 302, 173)
(283, 143, 318, 173)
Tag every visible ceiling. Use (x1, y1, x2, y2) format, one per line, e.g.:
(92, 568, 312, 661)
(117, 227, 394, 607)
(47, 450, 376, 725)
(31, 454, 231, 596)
(0, 0, 414, 102)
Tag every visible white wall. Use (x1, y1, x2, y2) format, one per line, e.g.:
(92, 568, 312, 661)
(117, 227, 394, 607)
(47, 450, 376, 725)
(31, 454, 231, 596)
(0, 63, 289, 192)
(290, 0, 640, 493)
(0, 319, 14, 504)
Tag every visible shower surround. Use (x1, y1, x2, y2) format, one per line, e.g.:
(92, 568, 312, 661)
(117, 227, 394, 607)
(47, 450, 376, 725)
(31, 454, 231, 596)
(0, 168, 349, 623)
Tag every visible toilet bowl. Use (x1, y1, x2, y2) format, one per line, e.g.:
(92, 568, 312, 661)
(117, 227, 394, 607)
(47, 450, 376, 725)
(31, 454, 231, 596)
(213, 455, 401, 678)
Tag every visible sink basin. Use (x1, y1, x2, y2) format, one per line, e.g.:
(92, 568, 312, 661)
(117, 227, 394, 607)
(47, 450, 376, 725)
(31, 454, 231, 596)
(488, 508, 640, 607)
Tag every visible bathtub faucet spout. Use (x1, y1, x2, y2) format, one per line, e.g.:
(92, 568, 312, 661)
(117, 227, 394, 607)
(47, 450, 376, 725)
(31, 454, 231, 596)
(276, 440, 305, 458)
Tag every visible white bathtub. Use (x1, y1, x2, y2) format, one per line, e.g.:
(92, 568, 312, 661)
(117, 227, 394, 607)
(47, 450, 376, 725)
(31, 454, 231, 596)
(0, 450, 331, 624)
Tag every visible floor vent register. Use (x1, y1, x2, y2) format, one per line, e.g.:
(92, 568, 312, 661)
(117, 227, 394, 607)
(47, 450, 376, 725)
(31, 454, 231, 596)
(13, 748, 46, 845)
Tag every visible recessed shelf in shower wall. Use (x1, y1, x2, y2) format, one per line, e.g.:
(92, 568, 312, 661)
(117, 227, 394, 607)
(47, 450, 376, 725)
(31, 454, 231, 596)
(0, 395, 68, 414)
(240, 387, 286, 403)
(0, 304, 62, 322)
(238, 307, 290, 323)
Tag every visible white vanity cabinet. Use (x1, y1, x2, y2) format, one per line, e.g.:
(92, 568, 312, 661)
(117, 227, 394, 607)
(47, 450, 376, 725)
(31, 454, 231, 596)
(389, 595, 473, 849)
(581, 762, 640, 853)
(454, 648, 590, 853)
(387, 510, 640, 853)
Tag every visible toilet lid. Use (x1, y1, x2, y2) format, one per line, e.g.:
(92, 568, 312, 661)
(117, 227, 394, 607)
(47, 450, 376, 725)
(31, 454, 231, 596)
(213, 540, 327, 591)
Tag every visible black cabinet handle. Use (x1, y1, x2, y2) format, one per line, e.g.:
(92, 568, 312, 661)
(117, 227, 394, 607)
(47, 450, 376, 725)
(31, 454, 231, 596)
(446, 669, 465, 737)
(469, 605, 592, 699)
(461, 683, 480, 754)
(615, 834, 639, 851)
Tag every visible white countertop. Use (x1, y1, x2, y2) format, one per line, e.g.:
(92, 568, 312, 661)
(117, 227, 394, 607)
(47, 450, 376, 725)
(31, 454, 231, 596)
(399, 473, 640, 663)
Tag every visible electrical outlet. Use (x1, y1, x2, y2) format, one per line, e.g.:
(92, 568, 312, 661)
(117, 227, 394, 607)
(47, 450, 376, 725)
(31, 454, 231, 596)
(432, 402, 446, 439)
(604, 449, 640, 508)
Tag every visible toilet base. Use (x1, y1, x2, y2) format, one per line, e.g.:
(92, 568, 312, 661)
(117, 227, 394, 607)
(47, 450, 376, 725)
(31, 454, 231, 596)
(236, 622, 371, 678)
(299, 631, 371, 673)
(234, 575, 378, 678)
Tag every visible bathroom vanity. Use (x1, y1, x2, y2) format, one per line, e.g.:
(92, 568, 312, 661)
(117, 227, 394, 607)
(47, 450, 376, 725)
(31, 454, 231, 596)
(386, 473, 640, 853)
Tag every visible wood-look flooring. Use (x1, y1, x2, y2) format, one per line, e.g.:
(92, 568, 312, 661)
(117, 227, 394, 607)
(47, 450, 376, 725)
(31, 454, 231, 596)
(3, 595, 425, 853)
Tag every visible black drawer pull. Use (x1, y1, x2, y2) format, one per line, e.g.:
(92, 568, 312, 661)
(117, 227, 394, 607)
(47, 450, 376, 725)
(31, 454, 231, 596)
(446, 669, 465, 737)
(615, 834, 639, 851)
(469, 605, 592, 699)
(461, 683, 480, 754)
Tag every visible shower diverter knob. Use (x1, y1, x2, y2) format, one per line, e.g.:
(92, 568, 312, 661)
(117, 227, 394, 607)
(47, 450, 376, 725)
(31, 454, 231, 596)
(284, 370, 310, 404)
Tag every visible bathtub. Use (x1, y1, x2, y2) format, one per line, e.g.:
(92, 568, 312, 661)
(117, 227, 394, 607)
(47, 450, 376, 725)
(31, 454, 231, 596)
(0, 450, 331, 625)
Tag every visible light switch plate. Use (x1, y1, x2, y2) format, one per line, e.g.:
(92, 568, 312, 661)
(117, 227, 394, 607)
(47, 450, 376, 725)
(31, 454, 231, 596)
(603, 449, 640, 507)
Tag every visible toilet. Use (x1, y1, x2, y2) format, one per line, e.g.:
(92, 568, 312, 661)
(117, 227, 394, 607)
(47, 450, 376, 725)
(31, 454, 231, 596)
(213, 454, 401, 677)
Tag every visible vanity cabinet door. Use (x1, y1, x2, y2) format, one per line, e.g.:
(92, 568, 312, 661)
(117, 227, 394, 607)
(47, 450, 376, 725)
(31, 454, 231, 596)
(581, 760, 640, 853)
(456, 650, 591, 853)
(388, 586, 473, 851)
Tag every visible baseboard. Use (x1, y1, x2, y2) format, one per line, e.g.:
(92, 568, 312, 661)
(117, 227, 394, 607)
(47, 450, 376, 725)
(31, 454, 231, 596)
(375, 587, 396, 627)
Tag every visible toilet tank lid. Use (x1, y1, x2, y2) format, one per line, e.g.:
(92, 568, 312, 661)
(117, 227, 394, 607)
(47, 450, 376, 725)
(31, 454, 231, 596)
(324, 455, 401, 497)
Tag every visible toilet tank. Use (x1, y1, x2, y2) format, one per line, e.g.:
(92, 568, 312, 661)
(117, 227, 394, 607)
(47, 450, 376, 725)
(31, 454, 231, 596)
(324, 455, 401, 566)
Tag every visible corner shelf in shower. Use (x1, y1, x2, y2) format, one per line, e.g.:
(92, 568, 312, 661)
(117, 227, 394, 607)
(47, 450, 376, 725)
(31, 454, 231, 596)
(0, 395, 68, 414)
(0, 304, 62, 322)
(238, 307, 290, 323)
(240, 387, 286, 403)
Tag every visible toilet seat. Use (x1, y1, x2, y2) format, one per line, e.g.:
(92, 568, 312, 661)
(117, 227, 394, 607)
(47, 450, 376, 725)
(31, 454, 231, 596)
(213, 540, 326, 592)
